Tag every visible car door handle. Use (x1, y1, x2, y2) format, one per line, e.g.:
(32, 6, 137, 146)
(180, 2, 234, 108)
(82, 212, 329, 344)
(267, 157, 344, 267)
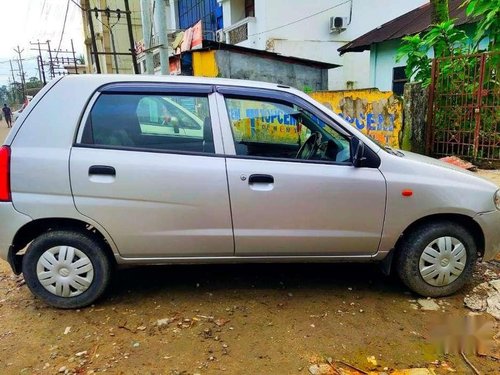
(248, 174, 274, 184)
(89, 165, 116, 176)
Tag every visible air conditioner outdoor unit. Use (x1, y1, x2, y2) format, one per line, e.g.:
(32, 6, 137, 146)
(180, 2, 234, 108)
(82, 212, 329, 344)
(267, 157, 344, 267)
(216, 29, 226, 42)
(330, 16, 349, 33)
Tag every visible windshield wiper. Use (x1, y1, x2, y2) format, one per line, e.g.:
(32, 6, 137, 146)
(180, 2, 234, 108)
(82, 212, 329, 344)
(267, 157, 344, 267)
(384, 146, 405, 157)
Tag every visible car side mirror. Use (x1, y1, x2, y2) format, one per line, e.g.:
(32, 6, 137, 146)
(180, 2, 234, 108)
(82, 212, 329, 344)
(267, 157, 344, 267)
(352, 139, 366, 168)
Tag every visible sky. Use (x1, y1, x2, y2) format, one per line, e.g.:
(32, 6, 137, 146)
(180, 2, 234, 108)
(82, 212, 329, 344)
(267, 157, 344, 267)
(0, 0, 85, 86)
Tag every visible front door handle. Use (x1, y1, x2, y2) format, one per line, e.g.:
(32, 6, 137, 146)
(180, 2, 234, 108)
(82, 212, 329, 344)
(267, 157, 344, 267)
(248, 174, 274, 184)
(89, 165, 116, 176)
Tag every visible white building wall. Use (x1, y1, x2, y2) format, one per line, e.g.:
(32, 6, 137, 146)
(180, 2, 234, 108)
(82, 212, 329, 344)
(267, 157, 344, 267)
(217, 0, 428, 90)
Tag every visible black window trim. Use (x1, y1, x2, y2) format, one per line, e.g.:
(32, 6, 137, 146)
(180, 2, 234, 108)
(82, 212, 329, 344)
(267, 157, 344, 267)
(99, 82, 214, 95)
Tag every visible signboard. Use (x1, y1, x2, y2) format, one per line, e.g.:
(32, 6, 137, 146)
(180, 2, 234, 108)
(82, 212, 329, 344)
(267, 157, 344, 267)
(191, 20, 203, 50)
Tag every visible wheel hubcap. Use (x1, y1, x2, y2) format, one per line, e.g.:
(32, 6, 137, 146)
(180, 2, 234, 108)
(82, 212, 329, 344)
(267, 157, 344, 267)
(36, 246, 94, 298)
(419, 236, 467, 287)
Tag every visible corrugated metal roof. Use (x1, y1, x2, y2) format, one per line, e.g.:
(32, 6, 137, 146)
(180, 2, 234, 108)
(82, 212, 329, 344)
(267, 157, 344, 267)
(338, 0, 474, 55)
(197, 40, 341, 69)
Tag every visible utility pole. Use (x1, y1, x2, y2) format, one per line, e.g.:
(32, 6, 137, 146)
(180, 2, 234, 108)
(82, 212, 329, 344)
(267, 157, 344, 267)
(13, 46, 26, 100)
(31, 40, 47, 85)
(154, 0, 169, 75)
(46, 40, 55, 78)
(124, 0, 140, 74)
(87, 7, 101, 73)
(71, 39, 78, 76)
(30, 39, 79, 82)
(9, 60, 16, 85)
(140, 0, 154, 74)
(8, 59, 19, 103)
(85, 4, 138, 74)
(104, 8, 120, 73)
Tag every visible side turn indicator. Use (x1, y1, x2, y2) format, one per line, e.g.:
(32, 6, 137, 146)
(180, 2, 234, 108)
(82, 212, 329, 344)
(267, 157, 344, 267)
(402, 189, 413, 197)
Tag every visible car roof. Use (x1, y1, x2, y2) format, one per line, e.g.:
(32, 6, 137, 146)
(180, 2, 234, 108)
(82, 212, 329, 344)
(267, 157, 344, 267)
(60, 74, 299, 93)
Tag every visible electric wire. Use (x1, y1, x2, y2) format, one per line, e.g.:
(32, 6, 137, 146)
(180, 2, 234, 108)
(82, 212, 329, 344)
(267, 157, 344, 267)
(56, 0, 71, 57)
(247, 0, 351, 37)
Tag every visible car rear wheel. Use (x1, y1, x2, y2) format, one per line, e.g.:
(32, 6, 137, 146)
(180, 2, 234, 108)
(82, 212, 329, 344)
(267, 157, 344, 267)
(396, 221, 477, 297)
(22, 230, 112, 309)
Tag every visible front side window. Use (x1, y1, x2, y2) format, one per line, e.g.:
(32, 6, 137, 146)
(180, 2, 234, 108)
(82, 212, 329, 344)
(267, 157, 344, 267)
(81, 93, 215, 154)
(225, 97, 351, 163)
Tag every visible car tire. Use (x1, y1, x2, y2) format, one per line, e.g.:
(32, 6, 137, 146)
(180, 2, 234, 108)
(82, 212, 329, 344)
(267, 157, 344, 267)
(396, 221, 477, 297)
(22, 230, 112, 309)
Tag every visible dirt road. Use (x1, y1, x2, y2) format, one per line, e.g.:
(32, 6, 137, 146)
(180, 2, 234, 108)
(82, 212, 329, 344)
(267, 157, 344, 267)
(0, 122, 498, 374)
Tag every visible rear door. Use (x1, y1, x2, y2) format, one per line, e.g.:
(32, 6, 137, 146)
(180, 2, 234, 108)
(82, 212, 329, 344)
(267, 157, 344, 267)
(70, 83, 234, 258)
(216, 87, 387, 257)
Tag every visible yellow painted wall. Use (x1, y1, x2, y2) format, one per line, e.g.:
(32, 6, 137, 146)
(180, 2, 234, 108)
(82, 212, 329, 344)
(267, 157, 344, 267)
(310, 89, 402, 147)
(192, 51, 219, 77)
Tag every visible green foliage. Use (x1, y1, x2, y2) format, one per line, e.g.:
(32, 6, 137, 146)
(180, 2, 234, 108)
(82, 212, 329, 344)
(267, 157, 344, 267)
(302, 85, 313, 94)
(462, 0, 500, 49)
(396, 20, 468, 86)
(397, 0, 500, 86)
(26, 77, 43, 90)
(396, 35, 432, 85)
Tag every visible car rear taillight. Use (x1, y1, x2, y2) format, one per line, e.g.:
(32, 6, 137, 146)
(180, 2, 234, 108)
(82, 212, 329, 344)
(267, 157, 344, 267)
(0, 146, 11, 202)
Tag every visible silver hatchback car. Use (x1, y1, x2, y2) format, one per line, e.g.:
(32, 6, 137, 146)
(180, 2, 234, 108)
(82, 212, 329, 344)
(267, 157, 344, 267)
(1, 75, 499, 308)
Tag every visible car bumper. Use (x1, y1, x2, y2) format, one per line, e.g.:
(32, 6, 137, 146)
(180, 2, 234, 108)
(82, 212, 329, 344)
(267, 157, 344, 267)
(0, 203, 32, 262)
(474, 210, 500, 261)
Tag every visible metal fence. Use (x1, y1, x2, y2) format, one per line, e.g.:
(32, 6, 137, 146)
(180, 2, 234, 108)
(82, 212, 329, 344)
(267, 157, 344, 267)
(427, 52, 500, 162)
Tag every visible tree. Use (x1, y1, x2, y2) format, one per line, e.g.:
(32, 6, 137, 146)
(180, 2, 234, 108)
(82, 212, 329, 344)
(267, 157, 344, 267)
(430, 0, 450, 24)
(396, 0, 499, 86)
(0, 86, 9, 105)
(26, 77, 43, 90)
(463, 0, 500, 50)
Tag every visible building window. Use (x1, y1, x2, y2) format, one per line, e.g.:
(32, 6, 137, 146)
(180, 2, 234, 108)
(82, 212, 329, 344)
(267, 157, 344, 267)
(245, 0, 255, 17)
(392, 66, 407, 96)
(178, 0, 221, 39)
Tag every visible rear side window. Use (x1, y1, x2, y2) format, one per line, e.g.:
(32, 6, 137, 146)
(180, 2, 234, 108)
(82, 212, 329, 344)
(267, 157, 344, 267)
(80, 93, 215, 154)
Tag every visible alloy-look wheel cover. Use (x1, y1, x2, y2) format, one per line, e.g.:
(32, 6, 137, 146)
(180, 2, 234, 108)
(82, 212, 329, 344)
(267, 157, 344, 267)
(419, 236, 467, 287)
(36, 246, 94, 297)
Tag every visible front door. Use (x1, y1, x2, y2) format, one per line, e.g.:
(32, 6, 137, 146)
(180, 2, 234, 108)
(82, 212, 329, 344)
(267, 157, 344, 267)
(219, 92, 387, 256)
(70, 84, 233, 258)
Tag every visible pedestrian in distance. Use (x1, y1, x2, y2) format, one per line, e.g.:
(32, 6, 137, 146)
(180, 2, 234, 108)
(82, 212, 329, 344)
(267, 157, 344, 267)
(2, 104, 12, 128)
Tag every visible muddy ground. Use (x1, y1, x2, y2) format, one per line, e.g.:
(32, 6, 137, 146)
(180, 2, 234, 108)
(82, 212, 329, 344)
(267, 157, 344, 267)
(0, 121, 499, 374)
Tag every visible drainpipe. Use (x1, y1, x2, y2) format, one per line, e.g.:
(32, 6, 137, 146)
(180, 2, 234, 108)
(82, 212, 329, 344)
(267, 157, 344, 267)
(154, 0, 169, 75)
(140, 0, 154, 74)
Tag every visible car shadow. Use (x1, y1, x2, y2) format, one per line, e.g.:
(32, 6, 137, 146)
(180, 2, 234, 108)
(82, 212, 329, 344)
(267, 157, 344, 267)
(106, 262, 406, 301)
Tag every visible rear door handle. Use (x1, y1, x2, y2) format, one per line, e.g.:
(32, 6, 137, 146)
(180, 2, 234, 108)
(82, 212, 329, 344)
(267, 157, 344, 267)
(248, 174, 274, 184)
(89, 165, 116, 176)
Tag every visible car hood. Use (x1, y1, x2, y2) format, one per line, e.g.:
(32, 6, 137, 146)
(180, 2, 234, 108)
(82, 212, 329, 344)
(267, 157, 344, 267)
(380, 149, 498, 210)
(398, 150, 478, 173)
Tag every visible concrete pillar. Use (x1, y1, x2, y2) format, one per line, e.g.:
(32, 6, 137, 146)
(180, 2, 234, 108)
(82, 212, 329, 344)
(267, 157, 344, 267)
(155, 0, 169, 75)
(402, 82, 429, 154)
(140, 0, 154, 74)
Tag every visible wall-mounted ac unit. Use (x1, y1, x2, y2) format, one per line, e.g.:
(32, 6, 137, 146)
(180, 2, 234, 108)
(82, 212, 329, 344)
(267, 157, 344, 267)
(330, 16, 349, 33)
(216, 29, 226, 42)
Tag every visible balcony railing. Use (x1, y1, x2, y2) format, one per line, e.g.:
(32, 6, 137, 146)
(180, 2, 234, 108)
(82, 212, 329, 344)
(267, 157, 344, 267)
(223, 17, 256, 45)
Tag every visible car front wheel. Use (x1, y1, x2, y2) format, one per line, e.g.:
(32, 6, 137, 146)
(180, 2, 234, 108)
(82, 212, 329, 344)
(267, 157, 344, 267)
(22, 230, 112, 309)
(396, 221, 478, 297)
